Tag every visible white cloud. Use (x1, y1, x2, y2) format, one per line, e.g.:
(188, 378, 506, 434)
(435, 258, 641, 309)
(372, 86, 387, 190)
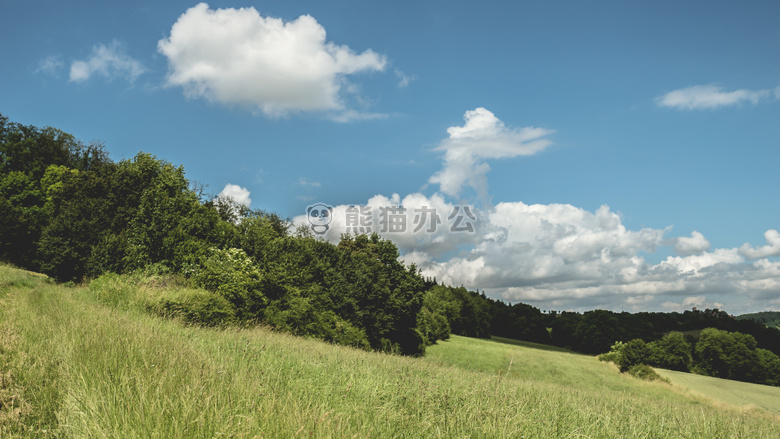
(158, 3, 387, 117)
(656, 84, 773, 110)
(36, 55, 63, 76)
(292, 193, 780, 313)
(217, 184, 252, 207)
(290, 106, 780, 313)
(673, 230, 711, 256)
(298, 178, 321, 188)
(328, 110, 388, 123)
(417, 201, 667, 294)
(740, 229, 780, 259)
(429, 108, 553, 201)
(394, 69, 414, 88)
(660, 248, 743, 274)
(661, 296, 725, 312)
(69, 41, 145, 83)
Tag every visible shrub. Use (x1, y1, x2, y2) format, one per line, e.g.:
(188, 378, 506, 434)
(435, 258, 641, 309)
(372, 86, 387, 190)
(264, 296, 370, 350)
(598, 341, 624, 364)
(627, 364, 668, 382)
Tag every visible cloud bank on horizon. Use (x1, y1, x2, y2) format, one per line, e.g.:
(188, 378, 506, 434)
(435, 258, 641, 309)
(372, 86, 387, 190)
(289, 108, 780, 314)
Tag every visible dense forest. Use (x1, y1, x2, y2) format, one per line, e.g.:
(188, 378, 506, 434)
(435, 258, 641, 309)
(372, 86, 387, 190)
(2, 113, 779, 385)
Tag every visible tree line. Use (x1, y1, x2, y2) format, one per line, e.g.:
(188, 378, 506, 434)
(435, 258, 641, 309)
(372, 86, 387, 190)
(600, 328, 780, 386)
(2, 112, 779, 381)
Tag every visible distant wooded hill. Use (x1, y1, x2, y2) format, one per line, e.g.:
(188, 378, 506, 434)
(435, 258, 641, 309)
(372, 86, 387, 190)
(738, 312, 780, 330)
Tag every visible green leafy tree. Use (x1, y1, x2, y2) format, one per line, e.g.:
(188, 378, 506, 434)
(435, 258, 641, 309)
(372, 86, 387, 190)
(37, 165, 113, 281)
(194, 247, 265, 319)
(694, 328, 759, 381)
(123, 153, 200, 270)
(334, 234, 426, 355)
(0, 115, 108, 271)
(755, 349, 780, 386)
(417, 285, 462, 345)
(449, 287, 492, 338)
(617, 339, 651, 372)
(574, 310, 624, 354)
(648, 331, 692, 372)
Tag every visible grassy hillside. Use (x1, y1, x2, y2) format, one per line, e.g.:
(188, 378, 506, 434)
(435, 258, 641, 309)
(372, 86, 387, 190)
(655, 369, 780, 415)
(2, 264, 779, 438)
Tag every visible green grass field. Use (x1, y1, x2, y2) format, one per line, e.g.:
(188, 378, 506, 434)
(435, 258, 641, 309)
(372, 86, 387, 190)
(2, 264, 779, 438)
(656, 368, 780, 415)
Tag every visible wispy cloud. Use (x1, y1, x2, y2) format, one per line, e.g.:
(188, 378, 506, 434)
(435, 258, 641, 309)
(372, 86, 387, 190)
(394, 68, 414, 88)
(35, 55, 64, 76)
(298, 178, 321, 188)
(656, 84, 775, 110)
(69, 41, 145, 83)
(328, 110, 388, 123)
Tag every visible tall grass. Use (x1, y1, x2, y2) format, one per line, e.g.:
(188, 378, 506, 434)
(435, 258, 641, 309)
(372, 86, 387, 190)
(656, 368, 780, 415)
(1, 263, 779, 437)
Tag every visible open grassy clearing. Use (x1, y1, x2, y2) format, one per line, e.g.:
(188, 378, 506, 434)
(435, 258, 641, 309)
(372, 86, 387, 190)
(1, 264, 779, 438)
(656, 368, 780, 415)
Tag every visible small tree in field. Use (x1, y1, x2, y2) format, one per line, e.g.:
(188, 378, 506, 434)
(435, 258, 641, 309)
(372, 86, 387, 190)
(617, 339, 651, 372)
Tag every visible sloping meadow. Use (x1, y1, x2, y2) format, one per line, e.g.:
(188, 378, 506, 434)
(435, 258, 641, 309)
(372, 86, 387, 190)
(1, 264, 779, 438)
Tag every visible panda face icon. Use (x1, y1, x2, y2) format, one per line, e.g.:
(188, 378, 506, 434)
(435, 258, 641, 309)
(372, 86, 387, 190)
(306, 203, 333, 235)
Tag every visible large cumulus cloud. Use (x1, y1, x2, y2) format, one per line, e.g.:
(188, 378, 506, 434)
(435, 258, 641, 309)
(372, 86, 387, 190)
(293, 107, 780, 313)
(158, 3, 387, 118)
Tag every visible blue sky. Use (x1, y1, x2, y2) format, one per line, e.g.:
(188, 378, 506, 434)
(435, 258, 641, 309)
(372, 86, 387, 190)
(3, 0, 779, 313)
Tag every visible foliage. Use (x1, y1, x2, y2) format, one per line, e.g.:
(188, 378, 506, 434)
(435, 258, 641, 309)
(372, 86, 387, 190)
(598, 341, 624, 364)
(193, 247, 265, 319)
(626, 364, 667, 382)
(600, 327, 780, 387)
(647, 331, 692, 372)
(448, 287, 492, 338)
(738, 311, 780, 330)
(264, 296, 370, 349)
(573, 310, 624, 354)
(617, 339, 651, 372)
(417, 285, 458, 345)
(693, 328, 762, 382)
(490, 300, 550, 344)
